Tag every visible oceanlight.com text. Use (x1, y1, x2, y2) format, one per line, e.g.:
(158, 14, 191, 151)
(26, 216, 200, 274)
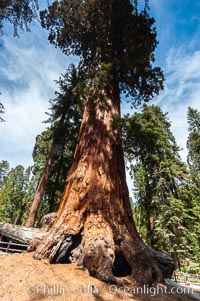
(108, 284, 193, 296)
(27, 283, 194, 297)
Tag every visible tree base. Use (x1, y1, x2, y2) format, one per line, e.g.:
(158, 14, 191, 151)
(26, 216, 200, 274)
(32, 219, 173, 285)
(0, 218, 174, 284)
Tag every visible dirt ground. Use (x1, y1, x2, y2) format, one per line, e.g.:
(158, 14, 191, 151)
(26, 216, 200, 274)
(0, 252, 199, 301)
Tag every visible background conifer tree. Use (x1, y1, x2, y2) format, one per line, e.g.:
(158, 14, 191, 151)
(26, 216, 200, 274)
(25, 64, 83, 227)
(186, 107, 200, 272)
(0, 165, 31, 224)
(123, 105, 192, 269)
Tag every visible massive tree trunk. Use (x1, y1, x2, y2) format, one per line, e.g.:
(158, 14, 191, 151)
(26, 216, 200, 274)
(34, 85, 163, 285)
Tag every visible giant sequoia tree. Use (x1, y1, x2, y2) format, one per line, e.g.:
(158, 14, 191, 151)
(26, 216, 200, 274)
(33, 0, 164, 285)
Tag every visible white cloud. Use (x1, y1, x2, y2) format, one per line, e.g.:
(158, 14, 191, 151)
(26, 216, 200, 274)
(0, 24, 74, 168)
(155, 47, 200, 162)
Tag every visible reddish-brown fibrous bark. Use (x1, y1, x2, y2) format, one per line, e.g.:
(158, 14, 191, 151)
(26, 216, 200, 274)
(33, 85, 163, 285)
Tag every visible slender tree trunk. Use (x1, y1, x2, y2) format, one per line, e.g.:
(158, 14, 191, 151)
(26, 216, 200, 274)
(33, 85, 163, 285)
(48, 144, 65, 213)
(25, 112, 68, 228)
(25, 143, 60, 227)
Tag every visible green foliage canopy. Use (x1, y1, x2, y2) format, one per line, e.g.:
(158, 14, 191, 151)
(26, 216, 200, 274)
(186, 107, 200, 269)
(40, 0, 164, 105)
(187, 107, 200, 175)
(0, 0, 38, 36)
(0, 165, 31, 224)
(123, 105, 194, 267)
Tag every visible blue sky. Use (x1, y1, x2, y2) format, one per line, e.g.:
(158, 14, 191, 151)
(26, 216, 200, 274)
(0, 0, 200, 196)
(149, 0, 200, 161)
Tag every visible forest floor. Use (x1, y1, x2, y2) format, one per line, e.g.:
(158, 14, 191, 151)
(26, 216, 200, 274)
(0, 252, 199, 301)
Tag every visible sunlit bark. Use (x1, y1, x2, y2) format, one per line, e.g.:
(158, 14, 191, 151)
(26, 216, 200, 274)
(33, 85, 163, 285)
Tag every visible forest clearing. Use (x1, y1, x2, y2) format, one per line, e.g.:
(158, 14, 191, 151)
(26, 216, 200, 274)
(0, 252, 199, 301)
